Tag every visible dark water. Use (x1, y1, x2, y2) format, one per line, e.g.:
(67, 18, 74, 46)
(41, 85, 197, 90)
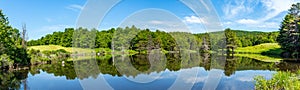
(2, 53, 300, 90)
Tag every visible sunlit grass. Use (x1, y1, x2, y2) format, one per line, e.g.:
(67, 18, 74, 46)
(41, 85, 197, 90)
(235, 43, 282, 54)
(28, 45, 93, 53)
(234, 43, 283, 62)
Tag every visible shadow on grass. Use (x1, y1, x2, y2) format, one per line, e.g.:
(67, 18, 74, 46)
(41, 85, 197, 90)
(261, 48, 284, 58)
(233, 48, 284, 62)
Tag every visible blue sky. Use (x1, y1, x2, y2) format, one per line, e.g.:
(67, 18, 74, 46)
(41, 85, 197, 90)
(0, 0, 299, 40)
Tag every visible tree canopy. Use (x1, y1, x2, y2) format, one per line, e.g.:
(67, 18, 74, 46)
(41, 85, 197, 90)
(0, 10, 29, 67)
(277, 3, 300, 57)
(28, 26, 278, 53)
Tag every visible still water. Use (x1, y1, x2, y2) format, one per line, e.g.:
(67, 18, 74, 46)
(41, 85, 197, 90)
(2, 53, 300, 90)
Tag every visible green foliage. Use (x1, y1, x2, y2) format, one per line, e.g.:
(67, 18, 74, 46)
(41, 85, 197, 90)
(195, 29, 278, 48)
(28, 26, 278, 55)
(0, 70, 28, 90)
(255, 71, 300, 90)
(200, 34, 210, 53)
(277, 3, 300, 57)
(225, 28, 240, 47)
(0, 9, 29, 66)
(29, 26, 179, 52)
(0, 54, 14, 68)
(28, 49, 70, 64)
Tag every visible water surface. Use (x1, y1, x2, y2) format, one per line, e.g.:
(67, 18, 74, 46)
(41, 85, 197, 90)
(2, 54, 299, 90)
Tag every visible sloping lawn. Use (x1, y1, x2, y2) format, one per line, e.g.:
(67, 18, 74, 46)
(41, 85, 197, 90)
(235, 43, 282, 54)
(28, 45, 93, 53)
(234, 43, 284, 62)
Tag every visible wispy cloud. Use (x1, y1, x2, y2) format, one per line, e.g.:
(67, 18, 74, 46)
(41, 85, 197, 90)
(66, 4, 83, 12)
(39, 25, 72, 32)
(260, 0, 294, 21)
(221, 0, 300, 31)
(222, 0, 259, 19)
(148, 20, 164, 24)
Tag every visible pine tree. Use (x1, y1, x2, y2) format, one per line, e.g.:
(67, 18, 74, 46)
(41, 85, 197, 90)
(277, 3, 300, 57)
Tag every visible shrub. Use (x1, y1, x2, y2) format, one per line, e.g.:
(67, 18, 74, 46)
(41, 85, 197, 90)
(255, 71, 300, 90)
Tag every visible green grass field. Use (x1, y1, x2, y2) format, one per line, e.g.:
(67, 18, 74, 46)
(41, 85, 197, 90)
(28, 43, 285, 62)
(28, 45, 139, 61)
(234, 43, 284, 62)
(28, 45, 93, 53)
(235, 43, 283, 54)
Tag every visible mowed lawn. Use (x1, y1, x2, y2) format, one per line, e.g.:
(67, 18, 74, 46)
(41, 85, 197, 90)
(234, 43, 284, 62)
(235, 43, 282, 54)
(28, 45, 93, 53)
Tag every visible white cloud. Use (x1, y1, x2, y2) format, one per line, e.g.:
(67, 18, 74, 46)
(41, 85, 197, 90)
(221, 0, 300, 31)
(234, 19, 280, 30)
(39, 25, 72, 32)
(66, 4, 83, 12)
(260, 0, 294, 21)
(257, 22, 279, 28)
(237, 19, 258, 24)
(222, 21, 233, 25)
(148, 20, 164, 24)
(183, 16, 207, 24)
(118, 9, 191, 32)
(222, 0, 259, 19)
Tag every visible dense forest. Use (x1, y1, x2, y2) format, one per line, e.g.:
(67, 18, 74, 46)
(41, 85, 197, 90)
(27, 26, 279, 51)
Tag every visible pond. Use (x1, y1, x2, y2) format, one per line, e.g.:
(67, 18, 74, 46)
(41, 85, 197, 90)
(1, 53, 300, 90)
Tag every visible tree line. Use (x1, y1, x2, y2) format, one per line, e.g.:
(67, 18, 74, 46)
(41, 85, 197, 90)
(27, 27, 279, 51)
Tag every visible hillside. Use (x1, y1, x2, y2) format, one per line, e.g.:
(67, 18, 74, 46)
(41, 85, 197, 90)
(235, 43, 282, 54)
(28, 45, 93, 53)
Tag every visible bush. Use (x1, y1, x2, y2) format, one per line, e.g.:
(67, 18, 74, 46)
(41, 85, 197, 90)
(255, 71, 300, 90)
(0, 54, 14, 68)
(28, 49, 70, 64)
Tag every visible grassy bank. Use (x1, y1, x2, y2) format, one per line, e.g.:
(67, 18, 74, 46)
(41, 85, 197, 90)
(28, 45, 93, 53)
(28, 45, 140, 61)
(234, 43, 284, 62)
(28, 43, 285, 62)
(235, 43, 283, 54)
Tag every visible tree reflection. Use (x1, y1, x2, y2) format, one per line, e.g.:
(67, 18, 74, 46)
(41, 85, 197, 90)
(0, 70, 28, 90)
(2, 54, 300, 89)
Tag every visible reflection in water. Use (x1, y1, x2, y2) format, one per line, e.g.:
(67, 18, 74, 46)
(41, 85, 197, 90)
(0, 70, 28, 90)
(1, 54, 300, 89)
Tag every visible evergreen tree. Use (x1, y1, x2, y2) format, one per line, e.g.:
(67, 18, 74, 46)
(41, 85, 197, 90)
(277, 3, 300, 57)
(225, 28, 239, 47)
